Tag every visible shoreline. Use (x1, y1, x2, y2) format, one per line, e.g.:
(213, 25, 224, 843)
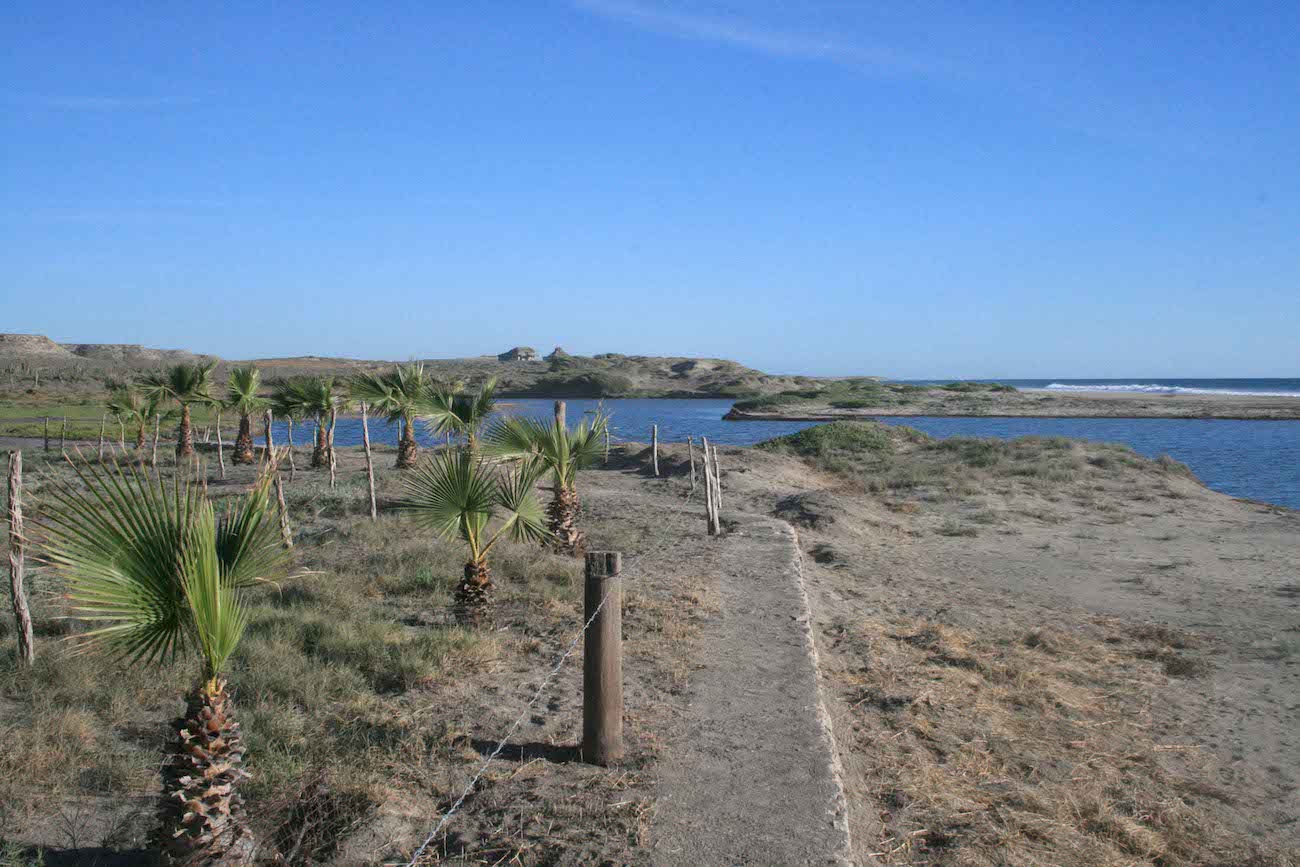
(725, 387, 1300, 421)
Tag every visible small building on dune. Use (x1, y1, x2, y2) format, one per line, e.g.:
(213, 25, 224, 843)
(497, 346, 538, 362)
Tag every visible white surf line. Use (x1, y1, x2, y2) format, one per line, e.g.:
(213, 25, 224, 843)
(784, 521, 855, 866)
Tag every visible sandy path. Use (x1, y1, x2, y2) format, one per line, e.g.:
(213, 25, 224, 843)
(646, 512, 850, 866)
(581, 463, 851, 865)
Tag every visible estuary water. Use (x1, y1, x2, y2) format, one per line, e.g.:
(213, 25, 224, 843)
(276, 398, 1300, 510)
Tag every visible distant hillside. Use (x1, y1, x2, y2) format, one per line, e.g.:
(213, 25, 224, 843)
(0, 334, 825, 398)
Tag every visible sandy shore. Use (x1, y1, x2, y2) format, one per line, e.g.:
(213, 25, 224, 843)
(726, 388, 1300, 420)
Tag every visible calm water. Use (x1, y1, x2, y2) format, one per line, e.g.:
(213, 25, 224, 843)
(272, 398, 1300, 510)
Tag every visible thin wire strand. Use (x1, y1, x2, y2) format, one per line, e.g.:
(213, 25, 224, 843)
(404, 480, 702, 866)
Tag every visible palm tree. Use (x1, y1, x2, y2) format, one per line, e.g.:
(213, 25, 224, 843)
(485, 412, 609, 556)
(138, 362, 216, 458)
(270, 376, 346, 468)
(225, 366, 264, 465)
(423, 377, 499, 452)
(399, 449, 548, 621)
(105, 387, 166, 450)
(41, 458, 292, 865)
(350, 362, 433, 469)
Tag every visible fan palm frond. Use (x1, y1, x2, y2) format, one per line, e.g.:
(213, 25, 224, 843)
(137, 361, 216, 407)
(225, 365, 264, 415)
(41, 457, 291, 675)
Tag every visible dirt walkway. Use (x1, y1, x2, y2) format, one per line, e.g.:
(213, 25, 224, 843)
(581, 462, 852, 865)
(643, 516, 850, 864)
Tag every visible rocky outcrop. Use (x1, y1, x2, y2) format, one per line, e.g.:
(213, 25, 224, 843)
(0, 334, 71, 357)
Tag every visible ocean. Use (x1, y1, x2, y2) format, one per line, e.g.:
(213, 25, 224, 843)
(901, 378, 1300, 397)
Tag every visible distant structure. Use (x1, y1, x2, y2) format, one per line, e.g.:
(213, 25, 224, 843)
(545, 346, 571, 362)
(497, 346, 538, 362)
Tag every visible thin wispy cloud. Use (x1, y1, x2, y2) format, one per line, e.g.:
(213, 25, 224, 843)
(571, 0, 937, 77)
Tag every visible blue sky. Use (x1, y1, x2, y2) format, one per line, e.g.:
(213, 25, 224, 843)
(2, 1, 1297, 377)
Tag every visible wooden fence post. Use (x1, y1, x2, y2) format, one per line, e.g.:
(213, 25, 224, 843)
(554, 400, 566, 430)
(274, 473, 294, 549)
(285, 417, 296, 482)
(263, 410, 275, 466)
(711, 443, 722, 513)
(118, 418, 126, 451)
(151, 414, 161, 469)
(60, 417, 67, 453)
(651, 424, 659, 476)
(604, 425, 610, 465)
(215, 411, 226, 480)
(701, 437, 719, 535)
(328, 410, 338, 490)
(8, 452, 34, 666)
(360, 403, 377, 521)
(43, 417, 49, 452)
(687, 436, 697, 492)
(582, 551, 624, 765)
(98, 415, 107, 461)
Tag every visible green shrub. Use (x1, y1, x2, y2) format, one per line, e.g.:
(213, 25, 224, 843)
(758, 421, 896, 459)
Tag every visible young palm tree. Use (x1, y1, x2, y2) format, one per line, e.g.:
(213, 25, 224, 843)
(399, 449, 548, 621)
(105, 387, 166, 450)
(485, 412, 609, 556)
(423, 377, 499, 453)
(138, 362, 216, 458)
(41, 459, 292, 865)
(225, 366, 264, 465)
(270, 376, 346, 468)
(349, 362, 433, 469)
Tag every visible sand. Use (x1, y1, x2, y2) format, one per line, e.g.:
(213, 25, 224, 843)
(727, 388, 1300, 420)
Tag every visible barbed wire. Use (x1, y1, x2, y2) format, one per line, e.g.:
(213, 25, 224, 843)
(404, 478, 704, 866)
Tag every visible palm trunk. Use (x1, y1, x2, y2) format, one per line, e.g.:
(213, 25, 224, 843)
(311, 414, 328, 468)
(232, 413, 255, 464)
(454, 558, 494, 624)
(154, 678, 255, 865)
(396, 414, 418, 468)
(136, 422, 147, 450)
(548, 484, 586, 557)
(175, 404, 195, 458)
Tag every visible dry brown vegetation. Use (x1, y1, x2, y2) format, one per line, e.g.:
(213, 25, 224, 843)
(741, 422, 1300, 865)
(0, 443, 712, 865)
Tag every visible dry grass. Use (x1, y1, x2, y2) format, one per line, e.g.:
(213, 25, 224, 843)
(830, 616, 1292, 865)
(0, 444, 700, 865)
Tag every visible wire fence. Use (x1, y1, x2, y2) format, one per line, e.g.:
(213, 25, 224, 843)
(404, 479, 705, 866)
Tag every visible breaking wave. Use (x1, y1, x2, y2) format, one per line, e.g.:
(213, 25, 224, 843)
(1042, 383, 1300, 397)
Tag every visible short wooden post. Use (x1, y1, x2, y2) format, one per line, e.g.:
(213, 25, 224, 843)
(8, 451, 34, 666)
(118, 418, 126, 451)
(263, 409, 275, 466)
(327, 410, 338, 490)
(151, 414, 161, 469)
(687, 436, 697, 492)
(42, 417, 49, 452)
(97, 414, 107, 460)
(651, 424, 659, 476)
(554, 400, 566, 430)
(285, 417, 296, 482)
(604, 426, 610, 465)
(582, 551, 624, 765)
(360, 403, 377, 521)
(274, 473, 294, 549)
(60, 417, 67, 453)
(215, 411, 226, 480)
